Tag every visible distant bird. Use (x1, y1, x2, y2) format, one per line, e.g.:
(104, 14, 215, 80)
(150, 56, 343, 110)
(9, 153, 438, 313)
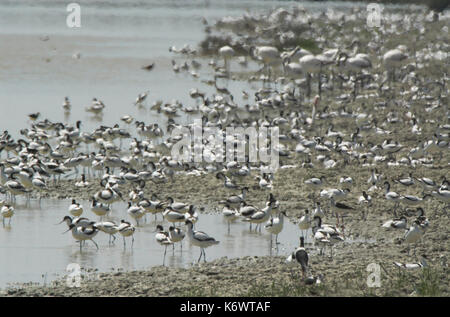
(265, 211, 286, 247)
(404, 220, 425, 255)
(141, 63, 155, 71)
(155, 225, 173, 265)
(118, 220, 136, 247)
(382, 216, 407, 229)
(134, 91, 149, 106)
(383, 46, 408, 82)
(222, 204, 239, 233)
(95, 221, 119, 244)
(329, 197, 354, 227)
(286, 236, 309, 278)
(298, 209, 311, 238)
(28, 112, 40, 121)
(168, 226, 185, 251)
(69, 199, 83, 217)
(393, 255, 428, 269)
(62, 96, 71, 112)
(218, 45, 235, 72)
(1, 204, 14, 226)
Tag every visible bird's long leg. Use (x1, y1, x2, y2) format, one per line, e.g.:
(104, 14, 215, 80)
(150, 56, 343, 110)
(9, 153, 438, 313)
(203, 249, 207, 262)
(163, 245, 167, 266)
(91, 239, 99, 250)
(306, 73, 311, 97)
(318, 70, 322, 97)
(198, 249, 203, 263)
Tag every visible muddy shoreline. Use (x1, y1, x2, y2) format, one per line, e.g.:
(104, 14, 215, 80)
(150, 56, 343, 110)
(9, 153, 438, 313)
(2, 162, 449, 297)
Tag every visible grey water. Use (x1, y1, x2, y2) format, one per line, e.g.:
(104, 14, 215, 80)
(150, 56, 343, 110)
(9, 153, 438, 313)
(0, 197, 304, 289)
(0, 0, 409, 138)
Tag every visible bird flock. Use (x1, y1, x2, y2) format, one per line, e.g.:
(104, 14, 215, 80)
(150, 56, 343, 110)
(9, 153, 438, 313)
(0, 5, 448, 279)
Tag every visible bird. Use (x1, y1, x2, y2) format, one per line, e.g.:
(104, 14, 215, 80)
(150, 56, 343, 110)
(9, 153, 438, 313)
(393, 255, 428, 269)
(415, 177, 438, 193)
(28, 112, 40, 121)
(394, 173, 415, 187)
(185, 219, 219, 263)
(312, 201, 325, 218)
(141, 63, 154, 71)
(168, 226, 185, 251)
(218, 45, 235, 73)
(312, 216, 344, 257)
(63, 223, 99, 251)
(404, 220, 425, 256)
(384, 181, 401, 217)
(126, 202, 145, 226)
(382, 216, 407, 229)
(95, 221, 119, 244)
(305, 176, 326, 188)
(155, 225, 173, 265)
(163, 206, 186, 224)
(184, 205, 199, 224)
(90, 198, 110, 220)
(298, 209, 311, 239)
(242, 201, 273, 232)
(134, 91, 149, 106)
(265, 211, 286, 247)
(330, 197, 355, 227)
(216, 172, 239, 189)
(68, 199, 83, 217)
(221, 187, 249, 208)
(58, 215, 95, 229)
(400, 194, 432, 206)
(358, 191, 372, 220)
(118, 220, 136, 248)
(286, 236, 309, 278)
(383, 46, 408, 82)
(1, 203, 14, 226)
(62, 96, 71, 112)
(250, 46, 281, 80)
(222, 203, 239, 233)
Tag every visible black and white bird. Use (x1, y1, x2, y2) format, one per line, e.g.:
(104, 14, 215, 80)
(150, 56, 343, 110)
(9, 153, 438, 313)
(382, 216, 407, 229)
(384, 181, 401, 216)
(305, 176, 326, 188)
(155, 225, 173, 265)
(393, 255, 428, 269)
(222, 203, 239, 233)
(63, 223, 99, 251)
(265, 211, 286, 247)
(358, 191, 372, 220)
(185, 220, 219, 263)
(1, 204, 14, 226)
(330, 197, 354, 227)
(168, 226, 185, 251)
(404, 220, 425, 256)
(312, 216, 344, 257)
(118, 220, 136, 248)
(95, 221, 119, 244)
(286, 236, 309, 278)
(394, 173, 415, 187)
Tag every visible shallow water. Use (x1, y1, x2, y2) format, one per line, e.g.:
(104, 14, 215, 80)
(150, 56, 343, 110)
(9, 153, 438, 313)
(0, 0, 417, 138)
(0, 197, 307, 289)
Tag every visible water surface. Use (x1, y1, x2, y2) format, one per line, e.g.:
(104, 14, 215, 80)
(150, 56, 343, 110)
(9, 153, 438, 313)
(0, 197, 304, 288)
